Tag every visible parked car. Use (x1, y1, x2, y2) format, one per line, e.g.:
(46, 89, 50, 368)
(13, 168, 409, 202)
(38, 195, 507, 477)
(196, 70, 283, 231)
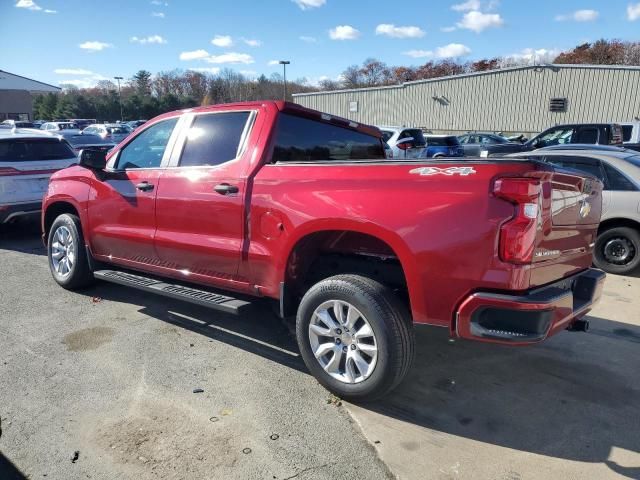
(1, 119, 36, 129)
(0, 129, 77, 224)
(420, 135, 464, 158)
(510, 146, 640, 274)
(377, 126, 427, 159)
(33, 120, 47, 129)
(525, 123, 623, 150)
(82, 123, 133, 143)
(40, 122, 81, 134)
(42, 101, 604, 401)
(126, 120, 148, 129)
(67, 119, 97, 130)
(619, 121, 640, 144)
(56, 131, 116, 156)
(458, 132, 524, 157)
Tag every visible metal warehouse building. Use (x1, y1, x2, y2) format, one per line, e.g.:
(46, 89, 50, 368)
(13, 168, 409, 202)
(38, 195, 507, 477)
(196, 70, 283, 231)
(293, 64, 640, 136)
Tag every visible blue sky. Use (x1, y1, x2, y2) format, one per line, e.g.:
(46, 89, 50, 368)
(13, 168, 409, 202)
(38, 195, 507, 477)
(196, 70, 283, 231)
(1, 0, 640, 89)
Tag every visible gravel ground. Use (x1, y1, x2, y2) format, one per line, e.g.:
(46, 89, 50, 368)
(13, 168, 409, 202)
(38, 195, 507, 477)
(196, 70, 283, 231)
(0, 219, 392, 480)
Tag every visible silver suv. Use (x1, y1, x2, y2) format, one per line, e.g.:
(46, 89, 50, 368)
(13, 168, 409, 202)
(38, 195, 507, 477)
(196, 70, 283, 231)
(511, 146, 640, 274)
(377, 126, 426, 159)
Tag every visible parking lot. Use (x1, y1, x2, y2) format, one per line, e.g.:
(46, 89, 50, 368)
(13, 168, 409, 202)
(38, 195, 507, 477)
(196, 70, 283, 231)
(1, 219, 639, 480)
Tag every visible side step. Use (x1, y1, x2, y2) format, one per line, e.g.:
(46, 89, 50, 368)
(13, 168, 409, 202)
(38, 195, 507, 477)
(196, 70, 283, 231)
(93, 270, 251, 315)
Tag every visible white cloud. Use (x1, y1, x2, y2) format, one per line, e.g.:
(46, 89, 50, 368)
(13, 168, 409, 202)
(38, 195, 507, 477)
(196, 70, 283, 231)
(435, 43, 471, 57)
(268, 60, 281, 66)
(504, 47, 561, 64)
(456, 11, 504, 32)
(79, 41, 113, 52)
(240, 70, 258, 76)
(44, 8, 55, 13)
(211, 35, 233, 47)
(205, 52, 254, 64)
(130, 35, 167, 44)
(375, 24, 425, 38)
(15, 0, 41, 11)
(629, 3, 640, 20)
(451, 0, 480, 11)
(179, 49, 210, 60)
(150, 0, 168, 5)
(188, 67, 221, 74)
(403, 43, 471, 59)
(441, 26, 457, 32)
(299, 35, 317, 43)
(329, 25, 360, 40)
(151, 11, 165, 17)
(555, 9, 599, 22)
(54, 68, 94, 75)
(243, 38, 261, 47)
(292, 0, 325, 10)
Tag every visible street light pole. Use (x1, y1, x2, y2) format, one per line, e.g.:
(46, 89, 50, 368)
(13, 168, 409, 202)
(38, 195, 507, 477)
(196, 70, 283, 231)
(114, 76, 124, 121)
(279, 61, 290, 101)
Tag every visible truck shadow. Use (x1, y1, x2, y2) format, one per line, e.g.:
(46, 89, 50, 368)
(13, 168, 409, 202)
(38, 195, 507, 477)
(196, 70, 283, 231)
(0, 452, 27, 480)
(0, 218, 45, 257)
(76, 281, 639, 476)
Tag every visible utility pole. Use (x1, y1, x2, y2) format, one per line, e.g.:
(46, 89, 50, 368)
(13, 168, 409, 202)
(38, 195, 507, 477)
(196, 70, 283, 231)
(114, 76, 124, 121)
(279, 60, 290, 101)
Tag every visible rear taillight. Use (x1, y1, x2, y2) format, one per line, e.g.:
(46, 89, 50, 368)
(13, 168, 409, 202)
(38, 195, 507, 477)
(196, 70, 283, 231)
(0, 167, 20, 176)
(494, 177, 541, 264)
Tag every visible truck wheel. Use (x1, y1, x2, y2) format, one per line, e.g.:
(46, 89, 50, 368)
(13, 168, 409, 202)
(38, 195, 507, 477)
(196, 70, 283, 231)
(296, 275, 414, 401)
(47, 214, 95, 289)
(593, 227, 640, 275)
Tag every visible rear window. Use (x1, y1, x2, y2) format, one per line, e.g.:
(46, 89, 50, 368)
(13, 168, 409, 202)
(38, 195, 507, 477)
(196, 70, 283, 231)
(426, 136, 460, 147)
(400, 129, 426, 147)
(0, 139, 76, 161)
(272, 113, 385, 162)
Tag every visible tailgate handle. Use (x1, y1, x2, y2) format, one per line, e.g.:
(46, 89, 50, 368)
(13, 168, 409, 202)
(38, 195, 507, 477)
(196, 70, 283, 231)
(135, 182, 154, 192)
(214, 183, 239, 195)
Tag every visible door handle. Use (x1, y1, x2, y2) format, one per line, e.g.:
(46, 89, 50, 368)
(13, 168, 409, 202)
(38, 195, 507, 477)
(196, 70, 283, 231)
(214, 183, 239, 195)
(136, 182, 154, 192)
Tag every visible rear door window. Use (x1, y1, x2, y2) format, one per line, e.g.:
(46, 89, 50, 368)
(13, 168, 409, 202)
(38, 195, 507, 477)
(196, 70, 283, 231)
(0, 139, 76, 161)
(574, 127, 599, 144)
(602, 163, 638, 191)
(115, 118, 178, 170)
(543, 155, 605, 183)
(179, 111, 251, 167)
(272, 114, 385, 162)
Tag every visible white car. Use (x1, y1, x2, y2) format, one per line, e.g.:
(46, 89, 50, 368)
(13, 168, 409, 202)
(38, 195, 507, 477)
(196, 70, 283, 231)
(40, 122, 81, 134)
(0, 129, 78, 224)
(377, 126, 427, 159)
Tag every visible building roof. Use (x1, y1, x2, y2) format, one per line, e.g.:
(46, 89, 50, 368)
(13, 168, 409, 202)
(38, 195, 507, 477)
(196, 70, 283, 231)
(293, 64, 640, 97)
(0, 70, 61, 93)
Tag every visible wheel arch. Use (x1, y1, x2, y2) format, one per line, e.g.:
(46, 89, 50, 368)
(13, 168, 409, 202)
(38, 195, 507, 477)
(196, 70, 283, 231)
(43, 200, 83, 242)
(598, 217, 640, 235)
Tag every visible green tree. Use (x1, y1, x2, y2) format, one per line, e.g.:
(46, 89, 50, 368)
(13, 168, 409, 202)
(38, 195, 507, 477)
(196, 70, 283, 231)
(132, 70, 153, 96)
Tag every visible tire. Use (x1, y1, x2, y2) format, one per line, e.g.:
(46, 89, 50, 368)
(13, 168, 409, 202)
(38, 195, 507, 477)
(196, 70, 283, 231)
(296, 275, 414, 401)
(47, 213, 95, 289)
(593, 226, 640, 275)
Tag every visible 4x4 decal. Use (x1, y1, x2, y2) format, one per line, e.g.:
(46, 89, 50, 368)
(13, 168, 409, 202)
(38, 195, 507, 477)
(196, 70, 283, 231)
(409, 166, 476, 176)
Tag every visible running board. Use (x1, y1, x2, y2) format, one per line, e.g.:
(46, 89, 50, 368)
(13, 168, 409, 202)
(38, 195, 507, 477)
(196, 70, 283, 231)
(93, 270, 251, 315)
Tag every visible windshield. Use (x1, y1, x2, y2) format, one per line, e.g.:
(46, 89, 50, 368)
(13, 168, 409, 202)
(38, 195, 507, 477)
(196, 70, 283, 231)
(107, 126, 131, 134)
(58, 123, 79, 130)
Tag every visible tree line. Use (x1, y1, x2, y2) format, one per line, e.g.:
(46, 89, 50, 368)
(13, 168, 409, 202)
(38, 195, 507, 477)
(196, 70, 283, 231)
(33, 38, 640, 122)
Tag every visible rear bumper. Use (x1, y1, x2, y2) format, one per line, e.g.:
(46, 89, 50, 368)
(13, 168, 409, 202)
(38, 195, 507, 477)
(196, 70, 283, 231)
(455, 268, 605, 345)
(0, 202, 42, 223)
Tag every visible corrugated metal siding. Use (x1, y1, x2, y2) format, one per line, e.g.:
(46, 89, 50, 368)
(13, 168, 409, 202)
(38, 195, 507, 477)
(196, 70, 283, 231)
(293, 66, 640, 134)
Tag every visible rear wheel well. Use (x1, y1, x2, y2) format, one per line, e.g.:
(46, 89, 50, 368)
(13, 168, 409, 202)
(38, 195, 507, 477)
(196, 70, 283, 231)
(44, 202, 80, 240)
(282, 231, 410, 318)
(598, 218, 640, 235)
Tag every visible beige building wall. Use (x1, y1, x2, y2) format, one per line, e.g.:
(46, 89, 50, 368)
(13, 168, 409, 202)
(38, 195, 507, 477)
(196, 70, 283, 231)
(293, 65, 640, 136)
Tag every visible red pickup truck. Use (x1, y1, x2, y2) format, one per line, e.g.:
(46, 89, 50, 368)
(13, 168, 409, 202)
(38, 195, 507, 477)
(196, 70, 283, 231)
(42, 101, 605, 400)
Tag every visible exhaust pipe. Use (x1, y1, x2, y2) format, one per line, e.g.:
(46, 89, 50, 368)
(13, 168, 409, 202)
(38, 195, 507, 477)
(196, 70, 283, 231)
(568, 319, 590, 332)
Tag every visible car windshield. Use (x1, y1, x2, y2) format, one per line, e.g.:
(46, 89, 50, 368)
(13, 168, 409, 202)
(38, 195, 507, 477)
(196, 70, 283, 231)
(0, 139, 76, 161)
(58, 123, 78, 130)
(427, 136, 460, 146)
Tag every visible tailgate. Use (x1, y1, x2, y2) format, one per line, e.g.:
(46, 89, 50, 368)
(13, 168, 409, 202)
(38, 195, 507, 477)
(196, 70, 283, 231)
(529, 168, 602, 287)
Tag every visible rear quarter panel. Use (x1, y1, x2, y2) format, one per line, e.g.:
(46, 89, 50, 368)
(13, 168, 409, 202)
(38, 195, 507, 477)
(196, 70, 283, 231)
(249, 160, 547, 326)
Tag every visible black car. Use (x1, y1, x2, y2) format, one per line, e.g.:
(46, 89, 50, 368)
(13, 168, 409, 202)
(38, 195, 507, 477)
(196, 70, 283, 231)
(458, 133, 525, 157)
(58, 132, 116, 155)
